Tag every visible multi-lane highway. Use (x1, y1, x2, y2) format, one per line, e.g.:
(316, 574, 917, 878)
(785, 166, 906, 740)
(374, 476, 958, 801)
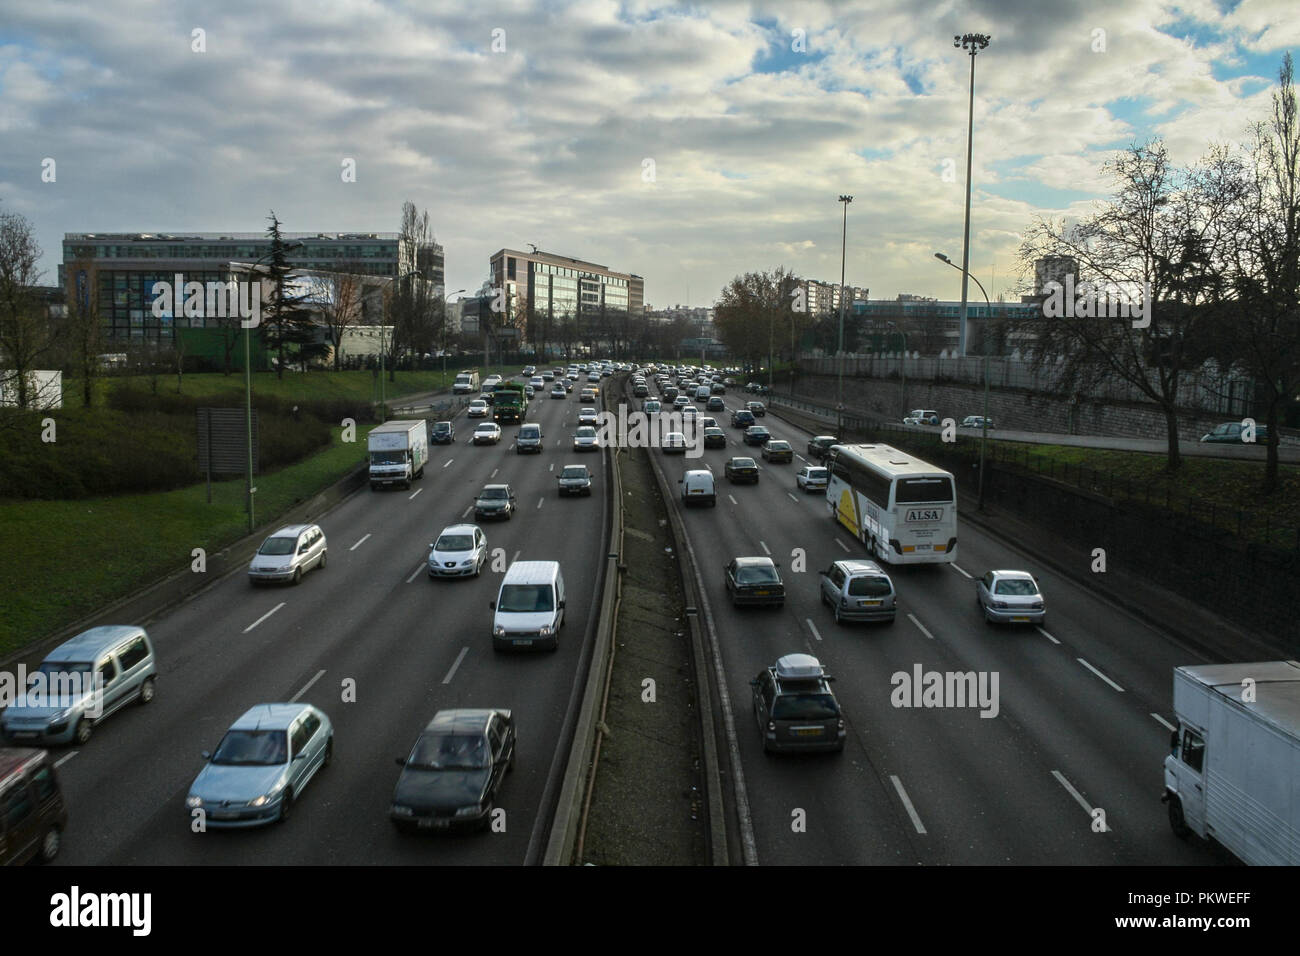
(637, 379, 1230, 865)
(41, 385, 609, 864)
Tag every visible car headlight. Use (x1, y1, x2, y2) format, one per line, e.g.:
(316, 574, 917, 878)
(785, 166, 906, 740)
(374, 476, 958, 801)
(538, 626, 552, 636)
(250, 794, 270, 807)
(494, 626, 506, 637)
(391, 805, 414, 817)
(186, 795, 203, 808)
(455, 805, 481, 817)
(460, 558, 474, 567)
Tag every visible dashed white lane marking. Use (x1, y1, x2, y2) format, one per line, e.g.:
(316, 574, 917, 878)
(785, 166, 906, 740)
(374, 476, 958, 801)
(243, 602, 286, 633)
(1037, 626, 1061, 645)
(907, 613, 935, 640)
(537, 497, 544, 510)
(835, 539, 851, 552)
(728, 495, 738, 505)
(1151, 713, 1176, 733)
(1077, 658, 1125, 692)
(408, 488, 423, 500)
(349, 533, 371, 551)
(512, 550, 521, 564)
(491, 468, 498, 478)
(891, 776, 927, 834)
(806, 619, 823, 642)
(290, 669, 325, 702)
(759, 540, 771, 555)
(787, 493, 799, 502)
(55, 752, 77, 768)
(1051, 770, 1109, 830)
(951, 563, 972, 579)
(461, 505, 473, 518)
(442, 647, 469, 685)
(443, 458, 454, 468)
(406, 563, 425, 584)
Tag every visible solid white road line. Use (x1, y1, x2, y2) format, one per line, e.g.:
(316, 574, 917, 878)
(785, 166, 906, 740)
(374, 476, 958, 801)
(349, 533, 371, 551)
(805, 618, 823, 642)
(760, 540, 771, 555)
(1037, 626, 1061, 645)
(1077, 658, 1125, 692)
(891, 775, 927, 834)
(443, 459, 454, 468)
(243, 602, 285, 633)
(907, 613, 935, 640)
(406, 563, 425, 584)
(290, 669, 326, 703)
(442, 647, 469, 685)
(835, 539, 851, 552)
(1051, 770, 1109, 830)
(1151, 713, 1177, 733)
(951, 563, 972, 579)
(54, 752, 77, 768)
(408, 487, 422, 500)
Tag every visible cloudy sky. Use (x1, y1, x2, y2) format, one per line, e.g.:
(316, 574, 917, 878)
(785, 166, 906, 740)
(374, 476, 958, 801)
(1, 0, 1295, 309)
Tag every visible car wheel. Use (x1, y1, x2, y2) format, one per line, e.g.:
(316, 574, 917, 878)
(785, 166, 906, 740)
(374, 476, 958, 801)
(292, 567, 302, 585)
(323, 737, 334, 767)
(1168, 795, 1191, 839)
(318, 551, 327, 570)
(36, 826, 61, 864)
(137, 676, 156, 705)
(278, 788, 294, 823)
(74, 718, 93, 745)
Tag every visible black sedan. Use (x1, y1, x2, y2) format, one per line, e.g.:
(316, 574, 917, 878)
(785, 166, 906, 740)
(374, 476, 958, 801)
(725, 456, 759, 483)
(724, 557, 785, 608)
(703, 427, 728, 449)
(474, 484, 516, 520)
(743, 425, 771, 446)
(390, 709, 515, 832)
(430, 421, 455, 444)
(807, 435, 838, 459)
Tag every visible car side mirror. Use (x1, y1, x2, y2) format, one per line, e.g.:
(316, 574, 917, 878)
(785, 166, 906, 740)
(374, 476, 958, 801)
(558, 600, 565, 609)
(677, 478, 683, 483)
(201, 751, 211, 760)
(489, 601, 496, 609)
(748, 679, 759, 687)
(395, 757, 406, 767)
(293, 751, 307, 761)
(1170, 730, 1179, 753)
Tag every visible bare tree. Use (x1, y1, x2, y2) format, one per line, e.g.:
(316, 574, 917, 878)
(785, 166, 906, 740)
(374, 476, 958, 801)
(391, 201, 440, 378)
(1218, 54, 1300, 493)
(714, 267, 800, 370)
(312, 267, 363, 370)
(1016, 141, 1238, 471)
(0, 209, 57, 410)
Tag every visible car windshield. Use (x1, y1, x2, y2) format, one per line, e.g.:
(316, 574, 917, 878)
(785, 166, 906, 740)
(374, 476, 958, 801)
(732, 459, 755, 468)
(768, 442, 789, 451)
(498, 584, 555, 612)
(408, 733, 488, 771)
(576, 427, 596, 438)
(521, 428, 539, 437)
(476, 426, 496, 433)
(807, 468, 828, 479)
(435, 534, 474, 551)
(433, 423, 451, 434)
(848, 575, 892, 597)
(259, 536, 296, 555)
(561, 467, 588, 479)
(772, 692, 839, 721)
(211, 729, 288, 766)
(480, 487, 509, 499)
(995, 579, 1039, 595)
(735, 565, 779, 584)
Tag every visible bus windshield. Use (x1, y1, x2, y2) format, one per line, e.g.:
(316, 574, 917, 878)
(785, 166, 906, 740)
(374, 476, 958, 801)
(895, 476, 954, 504)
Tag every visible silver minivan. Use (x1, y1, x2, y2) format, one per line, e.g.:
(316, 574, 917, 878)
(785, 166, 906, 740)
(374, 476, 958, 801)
(516, 422, 544, 454)
(1, 625, 157, 746)
(248, 524, 327, 585)
(491, 561, 566, 652)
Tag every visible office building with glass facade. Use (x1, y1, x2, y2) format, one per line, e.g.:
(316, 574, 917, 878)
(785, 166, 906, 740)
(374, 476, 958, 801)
(488, 248, 643, 347)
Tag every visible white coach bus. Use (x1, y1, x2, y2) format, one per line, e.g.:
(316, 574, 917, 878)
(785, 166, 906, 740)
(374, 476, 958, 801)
(824, 443, 957, 564)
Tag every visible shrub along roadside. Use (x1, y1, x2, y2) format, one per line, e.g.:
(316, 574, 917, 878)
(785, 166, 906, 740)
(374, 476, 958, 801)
(0, 425, 369, 658)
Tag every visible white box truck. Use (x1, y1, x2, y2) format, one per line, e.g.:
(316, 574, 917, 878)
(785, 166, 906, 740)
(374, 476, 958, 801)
(368, 420, 428, 490)
(453, 369, 480, 395)
(1163, 660, 1300, 865)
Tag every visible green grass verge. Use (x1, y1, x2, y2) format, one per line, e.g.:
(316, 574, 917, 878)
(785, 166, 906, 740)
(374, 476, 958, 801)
(0, 424, 372, 659)
(68, 368, 476, 406)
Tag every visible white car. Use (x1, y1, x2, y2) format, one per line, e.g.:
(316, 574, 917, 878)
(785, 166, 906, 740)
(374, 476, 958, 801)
(795, 466, 829, 493)
(473, 423, 502, 445)
(662, 431, 687, 454)
(976, 570, 1046, 625)
(573, 426, 600, 451)
(578, 407, 599, 425)
(428, 524, 487, 578)
(467, 400, 489, 418)
(249, 524, 327, 585)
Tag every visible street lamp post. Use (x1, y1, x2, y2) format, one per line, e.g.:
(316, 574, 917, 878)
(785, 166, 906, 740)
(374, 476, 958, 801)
(954, 32, 991, 358)
(837, 195, 853, 436)
(936, 251, 991, 510)
(238, 242, 301, 533)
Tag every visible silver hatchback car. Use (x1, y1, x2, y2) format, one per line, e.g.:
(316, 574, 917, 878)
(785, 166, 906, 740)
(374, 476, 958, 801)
(976, 569, 1046, 625)
(186, 703, 333, 827)
(248, 524, 326, 585)
(819, 559, 897, 624)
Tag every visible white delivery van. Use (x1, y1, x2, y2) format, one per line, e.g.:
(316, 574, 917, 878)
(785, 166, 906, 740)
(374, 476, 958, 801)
(679, 469, 716, 507)
(491, 561, 566, 652)
(1163, 660, 1300, 864)
(453, 370, 480, 395)
(368, 420, 428, 490)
